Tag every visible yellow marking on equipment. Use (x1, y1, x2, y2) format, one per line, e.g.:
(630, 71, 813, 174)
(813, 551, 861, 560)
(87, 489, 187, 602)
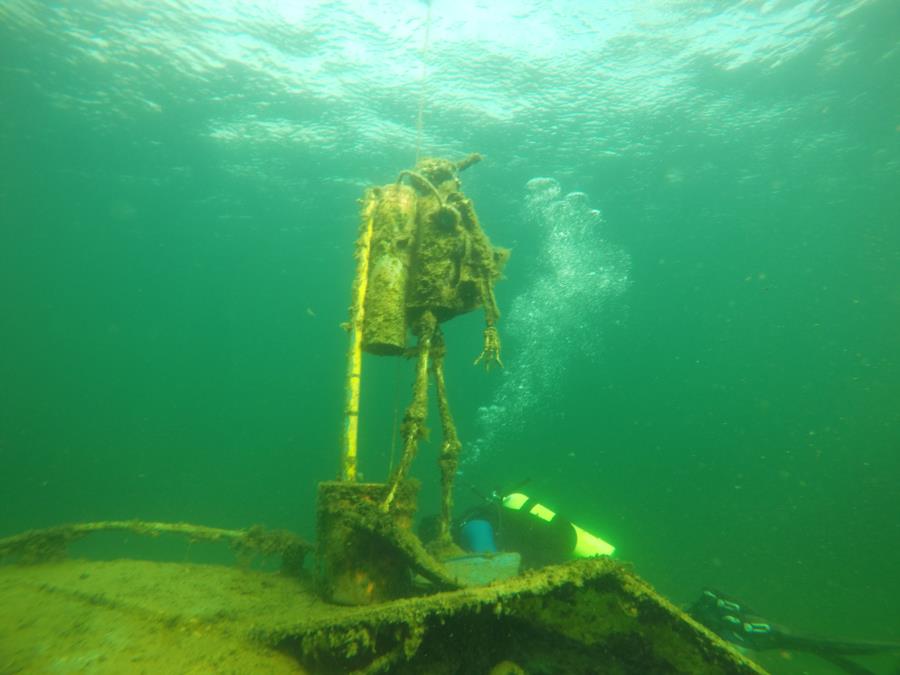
(529, 504, 555, 522)
(341, 195, 377, 482)
(502, 493, 528, 510)
(573, 524, 616, 557)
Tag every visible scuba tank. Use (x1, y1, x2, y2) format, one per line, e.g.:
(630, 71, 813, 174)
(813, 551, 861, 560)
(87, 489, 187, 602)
(501, 492, 615, 558)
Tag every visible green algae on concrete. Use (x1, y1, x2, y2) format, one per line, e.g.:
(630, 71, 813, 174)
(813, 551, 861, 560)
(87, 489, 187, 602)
(263, 556, 769, 675)
(0, 549, 770, 674)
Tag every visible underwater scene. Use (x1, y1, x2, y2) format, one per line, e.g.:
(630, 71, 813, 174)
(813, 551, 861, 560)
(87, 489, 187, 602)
(1, 1, 898, 673)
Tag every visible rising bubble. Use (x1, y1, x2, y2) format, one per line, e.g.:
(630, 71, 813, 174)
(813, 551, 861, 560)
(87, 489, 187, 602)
(467, 178, 631, 464)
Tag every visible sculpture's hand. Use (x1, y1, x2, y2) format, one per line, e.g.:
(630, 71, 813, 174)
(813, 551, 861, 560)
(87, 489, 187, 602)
(474, 325, 503, 371)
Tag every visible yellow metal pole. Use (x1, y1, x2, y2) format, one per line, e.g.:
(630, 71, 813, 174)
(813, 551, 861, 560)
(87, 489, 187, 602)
(341, 195, 377, 482)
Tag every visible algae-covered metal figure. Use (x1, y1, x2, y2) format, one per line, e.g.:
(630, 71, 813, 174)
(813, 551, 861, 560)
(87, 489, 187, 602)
(399, 154, 507, 370)
(342, 152, 508, 553)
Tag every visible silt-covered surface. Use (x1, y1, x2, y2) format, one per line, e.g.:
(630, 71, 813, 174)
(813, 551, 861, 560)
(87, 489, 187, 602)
(0, 556, 767, 674)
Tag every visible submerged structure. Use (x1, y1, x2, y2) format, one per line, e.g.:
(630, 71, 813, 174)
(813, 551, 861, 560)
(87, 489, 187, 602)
(0, 157, 769, 674)
(0, 533, 767, 674)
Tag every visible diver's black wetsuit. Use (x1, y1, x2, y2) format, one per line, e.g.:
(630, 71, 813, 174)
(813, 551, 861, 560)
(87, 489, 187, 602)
(689, 589, 900, 675)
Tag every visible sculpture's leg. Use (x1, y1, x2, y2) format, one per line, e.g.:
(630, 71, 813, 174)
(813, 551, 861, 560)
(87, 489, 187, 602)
(382, 311, 437, 512)
(431, 328, 463, 552)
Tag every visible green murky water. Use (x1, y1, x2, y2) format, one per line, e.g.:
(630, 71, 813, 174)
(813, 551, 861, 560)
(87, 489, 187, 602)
(2, 2, 898, 672)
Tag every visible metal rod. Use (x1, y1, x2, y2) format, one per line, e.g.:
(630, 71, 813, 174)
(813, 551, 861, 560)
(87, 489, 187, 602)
(341, 195, 378, 481)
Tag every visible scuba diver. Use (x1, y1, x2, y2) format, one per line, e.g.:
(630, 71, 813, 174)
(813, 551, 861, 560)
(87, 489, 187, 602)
(424, 484, 900, 675)
(419, 483, 616, 569)
(688, 588, 900, 675)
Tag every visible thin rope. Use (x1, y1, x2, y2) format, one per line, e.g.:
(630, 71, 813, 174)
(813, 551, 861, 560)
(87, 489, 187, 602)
(387, 357, 402, 476)
(414, 0, 432, 163)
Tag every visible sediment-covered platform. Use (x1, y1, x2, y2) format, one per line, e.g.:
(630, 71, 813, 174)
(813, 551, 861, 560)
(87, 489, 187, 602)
(0, 554, 767, 674)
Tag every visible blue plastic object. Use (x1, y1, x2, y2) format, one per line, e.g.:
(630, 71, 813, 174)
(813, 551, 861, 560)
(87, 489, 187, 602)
(459, 519, 497, 553)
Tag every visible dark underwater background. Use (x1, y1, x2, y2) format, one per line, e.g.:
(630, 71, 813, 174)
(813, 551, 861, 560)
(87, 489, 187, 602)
(1, 2, 898, 673)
